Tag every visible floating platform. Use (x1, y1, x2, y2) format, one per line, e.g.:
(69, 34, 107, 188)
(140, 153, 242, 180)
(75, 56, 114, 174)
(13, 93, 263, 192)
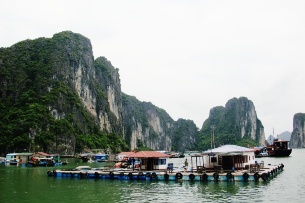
(47, 163, 284, 182)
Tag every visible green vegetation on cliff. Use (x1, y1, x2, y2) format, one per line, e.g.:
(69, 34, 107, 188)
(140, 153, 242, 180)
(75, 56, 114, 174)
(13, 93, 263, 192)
(0, 31, 128, 155)
(0, 32, 265, 155)
(195, 98, 262, 150)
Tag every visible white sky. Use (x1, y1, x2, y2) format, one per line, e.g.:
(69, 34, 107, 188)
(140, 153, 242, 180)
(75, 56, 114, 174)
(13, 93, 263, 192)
(1, 0, 305, 137)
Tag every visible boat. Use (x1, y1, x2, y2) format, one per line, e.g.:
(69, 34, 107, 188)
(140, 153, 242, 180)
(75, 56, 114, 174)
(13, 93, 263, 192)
(178, 153, 185, 158)
(26, 152, 64, 166)
(266, 139, 292, 157)
(0, 157, 5, 164)
(79, 153, 94, 162)
(254, 146, 269, 158)
(27, 157, 55, 167)
(62, 160, 69, 165)
(9, 159, 18, 165)
(94, 154, 109, 162)
(169, 152, 180, 158)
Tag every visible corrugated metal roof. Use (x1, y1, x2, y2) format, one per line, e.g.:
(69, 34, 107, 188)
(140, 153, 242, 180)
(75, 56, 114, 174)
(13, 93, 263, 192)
(203, 145, 255, 154)
(125, 151, 170, 158)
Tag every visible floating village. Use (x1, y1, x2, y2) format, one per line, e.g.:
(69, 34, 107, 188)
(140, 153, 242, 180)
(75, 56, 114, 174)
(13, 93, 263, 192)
(0, 138, 291, 183)
(46, 145, 285, 182)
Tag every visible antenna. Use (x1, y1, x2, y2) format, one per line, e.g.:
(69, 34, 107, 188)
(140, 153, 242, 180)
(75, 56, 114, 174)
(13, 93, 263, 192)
(211, 125, 215, 149)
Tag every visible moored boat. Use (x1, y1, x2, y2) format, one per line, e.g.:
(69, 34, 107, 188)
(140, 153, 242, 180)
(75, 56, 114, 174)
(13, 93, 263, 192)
(266, 139, 292, 157)
(26, 152, 64, 166)
(0, 157, 5, 164)
(254, 146, 269, 158)
(27, 157, 55, 167)
(10, 159, 18, 165)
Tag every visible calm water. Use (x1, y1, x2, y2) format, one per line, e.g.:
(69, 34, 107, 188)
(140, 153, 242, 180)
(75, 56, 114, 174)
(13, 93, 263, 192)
(0, 149, 304, 203)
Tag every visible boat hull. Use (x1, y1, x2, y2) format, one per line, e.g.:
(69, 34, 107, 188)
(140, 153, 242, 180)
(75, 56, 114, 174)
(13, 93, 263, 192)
(269, 149, 292, 157)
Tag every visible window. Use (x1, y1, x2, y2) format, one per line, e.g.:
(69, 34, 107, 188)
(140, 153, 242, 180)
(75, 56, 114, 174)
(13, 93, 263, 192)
(160, 159, 166, 165)
(211, 157, 217, 163)
(154, 159, 166, 165)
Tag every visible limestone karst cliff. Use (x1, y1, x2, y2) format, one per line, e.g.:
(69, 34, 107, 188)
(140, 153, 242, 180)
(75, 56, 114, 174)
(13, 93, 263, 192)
(196, 97, 265, 149)
(122, 93, 173, 151)
(225, 97, 265, 145)
(0, 31, 267, 154)
(122, 93, 198, 151)
(0, 31, 125, 154)
(290, 113, 305, 148)
(0, 31, 197, 154)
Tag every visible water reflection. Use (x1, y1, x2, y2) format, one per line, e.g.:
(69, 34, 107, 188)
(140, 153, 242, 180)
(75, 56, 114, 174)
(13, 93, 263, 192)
(112, 180, 272, 203)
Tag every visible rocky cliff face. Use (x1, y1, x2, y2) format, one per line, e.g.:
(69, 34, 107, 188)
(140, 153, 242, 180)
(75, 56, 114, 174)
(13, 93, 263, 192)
(122, 93, 174, 150)
(51, 33, 123, 134)
(0, 31, 198, 154)
(225, 97, 265, 145)
(122, 93, 198, 151)
(0, 31, 124, 154)
(197, 97, 265, 149)
(170, 119, 198, 152)
(290, 113, 305, 148)
(0, 31, 267, 154)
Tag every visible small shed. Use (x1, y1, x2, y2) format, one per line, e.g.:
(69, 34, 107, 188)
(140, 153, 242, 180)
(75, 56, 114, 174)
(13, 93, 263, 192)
(125, 151, 170, 171)
(5, 153, 33, 163)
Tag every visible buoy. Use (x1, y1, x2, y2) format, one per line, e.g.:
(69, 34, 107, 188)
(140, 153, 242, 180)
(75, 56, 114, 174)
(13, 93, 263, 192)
(226, 173, 233, 180)
(254, 172, 260, 181)
(201, 173, 208, 181)
(151, 172, 157, 179)
(189, 174, 195, 181)
(243, 172, 249, 181)
(175, 172, 183, 180)
(164, 173, 169, 181)
(109, 171, 114, 179)
(261, 173, 268, 181)
(213, 173, 219, 181)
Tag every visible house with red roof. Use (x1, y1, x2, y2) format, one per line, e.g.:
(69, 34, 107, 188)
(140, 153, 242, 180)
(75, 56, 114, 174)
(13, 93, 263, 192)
(125, 151, 170, 171)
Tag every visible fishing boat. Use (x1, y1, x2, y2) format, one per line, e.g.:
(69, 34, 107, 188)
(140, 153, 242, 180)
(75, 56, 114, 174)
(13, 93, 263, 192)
(266, 139, 292, 157)
(27, 157, 55, 167)
(94, 154, 109, 162)
(9, 159, 18, 165)
(0, 157, 5, 164)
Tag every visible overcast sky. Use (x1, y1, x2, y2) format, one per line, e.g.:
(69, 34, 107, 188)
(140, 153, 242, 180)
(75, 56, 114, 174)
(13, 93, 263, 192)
(1, 0, 305, 137)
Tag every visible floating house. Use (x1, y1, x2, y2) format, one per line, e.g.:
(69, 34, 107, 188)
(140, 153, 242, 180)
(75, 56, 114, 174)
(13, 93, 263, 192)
(191, 145, 256, 172)
(125, 151, 170, 171)
(5, 153, 33, 165)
